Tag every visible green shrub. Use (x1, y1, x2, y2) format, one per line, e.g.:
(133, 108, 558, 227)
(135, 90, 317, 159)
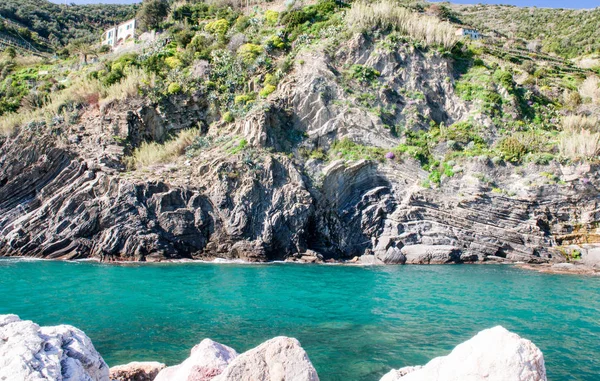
(265, 10, 279, 26)
(204, 19, 229, 37)
(309, 148, 327, 160)
(175, 28, 194, 48)
(266, 35, 286, 50)
(441, 121, 486, 146)
(223, 111, 234, 123)
(349, 64, 380, 83)
(260, 84, 276, 98)
(493, 70, 514, 91)
(497, 136, 527, 163)
(237, 43, 264, 64)
(167, 82, 182, 94)
(331, 138, 385, 161)
(264, 73, 277, 86)
(165, 56, 182, 69)
(234, 93, 255, 104)
(229, 138, 248, 154)
(281, 9, 310, 29)
(234, 15, 251, 32)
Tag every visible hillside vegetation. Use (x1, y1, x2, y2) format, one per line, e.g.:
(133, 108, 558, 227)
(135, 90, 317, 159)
(1, 0, 599, 169)
(0, 0, 137, 50)
(449, 3, 600, 59)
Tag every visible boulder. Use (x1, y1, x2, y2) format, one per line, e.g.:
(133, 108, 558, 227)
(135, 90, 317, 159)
(400, 245, 461, 264)
(0, 314, 109, 381)
(213, 337, 319, 381)
(110, 362, 166, 381)
(154, 339, 238, 381)
(380, 326, 547, 381)
(581, 245, 600, 268)
(375, 246, 406, 264)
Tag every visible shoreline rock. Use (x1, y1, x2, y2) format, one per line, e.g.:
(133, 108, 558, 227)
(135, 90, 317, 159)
(380, 326, 547, 381)
(154, 339, 238, 381)
(0, 315, 549, 381)
(0, 315, 109, 381)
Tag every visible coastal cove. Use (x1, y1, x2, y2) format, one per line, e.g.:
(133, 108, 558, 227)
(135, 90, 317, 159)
(1, 259, 599, 380)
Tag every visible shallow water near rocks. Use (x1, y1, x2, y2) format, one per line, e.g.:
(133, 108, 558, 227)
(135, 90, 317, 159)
(0, 259, 599, 380)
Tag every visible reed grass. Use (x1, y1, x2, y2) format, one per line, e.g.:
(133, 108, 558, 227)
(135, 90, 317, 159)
(126, 128, 200, 169)
(346, 0, 458, 49)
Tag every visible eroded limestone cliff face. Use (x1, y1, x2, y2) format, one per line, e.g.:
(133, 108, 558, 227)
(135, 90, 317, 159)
(0, 35, 598, 263)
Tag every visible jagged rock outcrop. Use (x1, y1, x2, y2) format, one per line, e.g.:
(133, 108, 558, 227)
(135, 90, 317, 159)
(110, 362, 166, 381)
(0, 126, 312, 261)
(154, 339, 238, 381)
(380, 326, 547, 381)
(0, 314, 109, 381)
(0, 31, 598, 263)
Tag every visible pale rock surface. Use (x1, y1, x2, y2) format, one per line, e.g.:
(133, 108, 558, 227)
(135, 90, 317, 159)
(581, 245, 600, 268)
(0, 314, 109, 381)
(380, 326, 547, 381)
(154, 339, 238, 381)
(109, 361, 166, 381)
(400, 245, 461, 264)
(213, 337, 319, 381)
(380, 367, 423, 381)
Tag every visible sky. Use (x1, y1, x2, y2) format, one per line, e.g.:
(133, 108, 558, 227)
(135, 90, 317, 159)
(47, 0, 598, 8)
(437, 0, 599, 9)
(49, 0, 140, 4)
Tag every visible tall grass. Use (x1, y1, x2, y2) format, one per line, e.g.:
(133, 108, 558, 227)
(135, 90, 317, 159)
(558, 114, 600, 160)
(346, 0, 458, 49)
(562, 115, 598, 132)
(0, 68, 152, 136)
(0, 77, 104, 135)
(126, 129, 200, 169)
(579, 75, 600, 104)
(101, 68, 154, 107)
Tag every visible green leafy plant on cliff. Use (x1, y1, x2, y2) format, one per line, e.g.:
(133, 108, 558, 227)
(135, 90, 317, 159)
(331, 138, 385, 161)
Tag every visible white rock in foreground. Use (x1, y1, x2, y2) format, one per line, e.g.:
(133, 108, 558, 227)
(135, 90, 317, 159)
(154, 338, 238, 381)
(213, 337, 319, 381)
(380, 326, 547, 381)
(0, 314, 109, 381)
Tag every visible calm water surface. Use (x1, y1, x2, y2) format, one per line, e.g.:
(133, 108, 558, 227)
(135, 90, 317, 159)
(0, 259, 598, 380)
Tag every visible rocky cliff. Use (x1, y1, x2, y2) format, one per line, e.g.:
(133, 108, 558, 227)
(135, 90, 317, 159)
(1, 30, 599, 264)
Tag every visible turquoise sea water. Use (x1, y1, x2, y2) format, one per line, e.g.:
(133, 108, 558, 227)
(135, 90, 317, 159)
(0, 259, 599, 380)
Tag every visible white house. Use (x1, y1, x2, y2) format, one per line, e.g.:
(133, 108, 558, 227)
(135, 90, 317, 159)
(455, 27, 481, 40)
(101, 19, 136, 47)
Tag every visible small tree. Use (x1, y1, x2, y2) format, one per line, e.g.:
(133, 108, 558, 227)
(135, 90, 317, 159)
(4, 47, 16, 60)
(137, 0, 170, 32)
(70, 40, 96, 64)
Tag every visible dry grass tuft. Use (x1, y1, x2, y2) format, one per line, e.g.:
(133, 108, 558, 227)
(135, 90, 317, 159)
(346, 0, 458, 49)
(127, 129, 200, 169)
(562, 114, 599, 132)
(559, 114, 600, 160)
(579, 76, 600, 104)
